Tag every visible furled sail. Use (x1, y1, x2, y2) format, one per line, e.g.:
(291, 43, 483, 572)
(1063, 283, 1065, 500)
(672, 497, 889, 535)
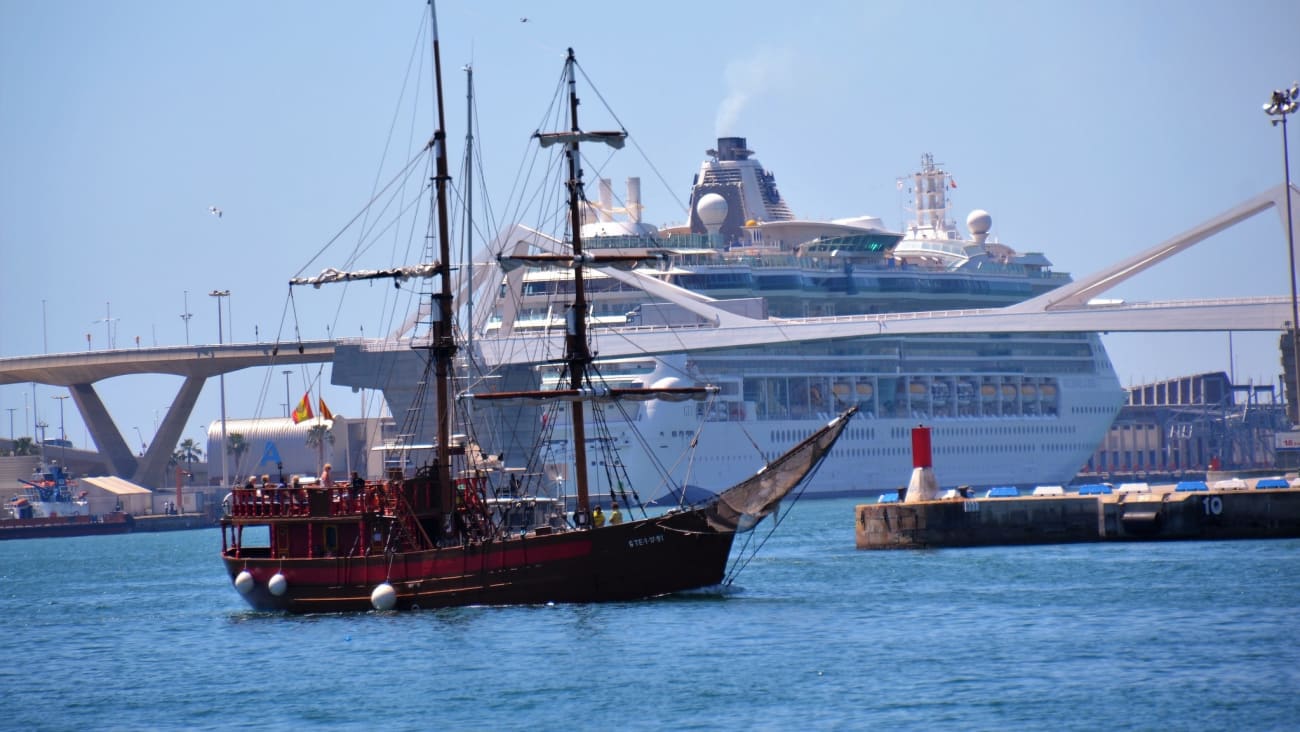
(496, 253, 660, 273)
(289, 264, 439, 288)
(705, 406, 857, 532)
(533, 130, 626, 149)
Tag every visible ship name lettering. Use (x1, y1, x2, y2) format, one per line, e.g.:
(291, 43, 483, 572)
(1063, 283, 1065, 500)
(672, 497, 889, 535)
(628, 534, 665, 548)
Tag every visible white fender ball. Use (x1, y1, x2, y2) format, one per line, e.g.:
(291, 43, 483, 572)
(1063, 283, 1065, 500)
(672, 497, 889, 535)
(233, 570, 254, 595)
(371, 582, 397, 611)
(267, 573, 288, 596)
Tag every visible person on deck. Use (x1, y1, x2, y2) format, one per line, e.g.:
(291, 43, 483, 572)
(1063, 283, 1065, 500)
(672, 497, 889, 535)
(349, 471, 364, 499)
(319, 463, 333, 487)
(592, 505, 605, 528)
(609, 502, 623, 525)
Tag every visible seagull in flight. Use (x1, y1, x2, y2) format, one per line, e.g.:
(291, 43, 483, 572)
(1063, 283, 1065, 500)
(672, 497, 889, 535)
(209, 206, 223, 218)
(520, 17, 527, 22)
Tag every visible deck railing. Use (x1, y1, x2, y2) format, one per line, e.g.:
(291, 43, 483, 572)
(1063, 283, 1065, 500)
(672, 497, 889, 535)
(226, 485, 399, 519)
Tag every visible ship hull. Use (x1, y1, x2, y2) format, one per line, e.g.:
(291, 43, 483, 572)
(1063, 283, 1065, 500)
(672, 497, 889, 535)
(222, 508, 735, 612)
(0, 512, 134, 540)
(545, 376, 1123, 501)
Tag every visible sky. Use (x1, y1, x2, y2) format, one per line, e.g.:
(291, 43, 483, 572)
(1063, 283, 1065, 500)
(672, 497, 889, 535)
(2, 0, 1299, 455)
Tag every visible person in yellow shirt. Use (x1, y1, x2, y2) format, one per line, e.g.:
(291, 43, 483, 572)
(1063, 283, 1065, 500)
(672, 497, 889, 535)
(591, 505, 605, 528)
(609, 502, 623, 525)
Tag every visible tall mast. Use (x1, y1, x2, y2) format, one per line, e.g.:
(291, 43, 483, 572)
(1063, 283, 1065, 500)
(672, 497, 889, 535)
(463, 65, 475, 354)
(562, 48, 593, 513)
(429, 0, 456, 512)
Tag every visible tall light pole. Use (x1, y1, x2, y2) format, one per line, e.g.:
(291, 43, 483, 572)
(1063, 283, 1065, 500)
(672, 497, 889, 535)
(52, 394, 68, 463)
(1265, 82, 1300, 425)
(210, 289, 230, 489)
(181, 290, 193, 345)
(282, 370, 293, 418)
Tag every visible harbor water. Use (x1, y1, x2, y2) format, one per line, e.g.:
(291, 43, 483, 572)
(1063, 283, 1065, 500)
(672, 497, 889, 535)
(2, 496, 1297, 731)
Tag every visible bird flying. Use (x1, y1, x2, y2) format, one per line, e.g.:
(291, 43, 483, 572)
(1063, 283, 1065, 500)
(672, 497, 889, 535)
(209, 206, 223, 218)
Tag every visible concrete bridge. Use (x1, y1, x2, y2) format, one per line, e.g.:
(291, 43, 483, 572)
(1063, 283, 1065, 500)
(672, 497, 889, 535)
(0, 341, 335, 486)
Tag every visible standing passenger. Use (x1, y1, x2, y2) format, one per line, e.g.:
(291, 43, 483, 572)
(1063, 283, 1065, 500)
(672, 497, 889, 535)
(609, 502, 623, 525)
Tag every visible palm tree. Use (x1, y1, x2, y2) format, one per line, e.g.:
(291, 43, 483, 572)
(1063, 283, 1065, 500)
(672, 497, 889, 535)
(227, 432, 248, 476)
(10, 437, 38, 457)
(174, 439, 204, 483)
(305, 423, 334, 475)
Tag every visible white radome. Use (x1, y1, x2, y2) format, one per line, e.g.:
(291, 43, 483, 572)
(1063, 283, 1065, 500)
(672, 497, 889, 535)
(696, 193, 728, 227)
(966, 209, 993, 236)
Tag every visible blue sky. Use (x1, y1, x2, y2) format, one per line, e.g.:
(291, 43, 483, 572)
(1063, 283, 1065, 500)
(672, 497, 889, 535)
(2, 1, 1299, 453)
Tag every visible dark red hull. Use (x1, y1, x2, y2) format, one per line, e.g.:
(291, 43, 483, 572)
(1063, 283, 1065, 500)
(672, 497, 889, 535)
(0, 513, 134, 540)
(222, 508, 735, 612)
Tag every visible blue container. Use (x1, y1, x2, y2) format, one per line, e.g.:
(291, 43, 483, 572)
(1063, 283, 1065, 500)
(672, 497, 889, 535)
(1077, 483, 1113, 495)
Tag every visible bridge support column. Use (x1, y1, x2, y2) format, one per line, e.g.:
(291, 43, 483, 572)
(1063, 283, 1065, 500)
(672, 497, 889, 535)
(134, 375, 207, 486)
(69, 383, 138, 479)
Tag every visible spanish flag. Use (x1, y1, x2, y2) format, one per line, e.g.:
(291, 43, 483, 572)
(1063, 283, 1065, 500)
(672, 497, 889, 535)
(292, 392, 314, 424)
(318, 397, 334, 421)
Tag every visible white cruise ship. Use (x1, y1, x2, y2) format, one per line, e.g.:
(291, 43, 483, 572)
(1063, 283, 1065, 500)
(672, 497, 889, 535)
(479, 138, 1126, 500)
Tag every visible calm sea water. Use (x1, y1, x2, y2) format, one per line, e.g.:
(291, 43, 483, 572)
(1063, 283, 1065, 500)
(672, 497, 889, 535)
(2, 496, 1297, 731)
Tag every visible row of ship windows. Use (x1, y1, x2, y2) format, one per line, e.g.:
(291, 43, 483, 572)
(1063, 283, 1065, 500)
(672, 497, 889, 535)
(516, 272, 1039, 297)
(771, 427, 878, 443)
(761, 441, 1091, 461)
(887, 424, 1081, 440)
(925, 423, 1080, 438)
(1071, 405, 1117, 414)
(665, 272, 1035, 296)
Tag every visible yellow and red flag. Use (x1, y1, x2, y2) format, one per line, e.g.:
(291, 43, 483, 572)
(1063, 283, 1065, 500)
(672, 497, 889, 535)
(292, 392, 314, 424)
(318, 397, 334, 421)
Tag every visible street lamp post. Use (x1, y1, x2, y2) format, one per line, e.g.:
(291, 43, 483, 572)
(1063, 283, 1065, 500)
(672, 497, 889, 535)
(282, 370, 293, 418)
(210, 290, 230, 489)
(181, 290, 193, 345)
(1265, 82, 1300, 425)
(5, 407, 14, 441)
(52, 394, 68, 464)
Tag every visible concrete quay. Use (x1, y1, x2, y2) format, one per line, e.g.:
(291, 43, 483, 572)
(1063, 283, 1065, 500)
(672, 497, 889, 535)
(855, 480, 1300, 549)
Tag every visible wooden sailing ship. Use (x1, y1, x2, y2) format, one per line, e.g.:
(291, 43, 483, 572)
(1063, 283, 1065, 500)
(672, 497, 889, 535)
(219, 6, 854, 613)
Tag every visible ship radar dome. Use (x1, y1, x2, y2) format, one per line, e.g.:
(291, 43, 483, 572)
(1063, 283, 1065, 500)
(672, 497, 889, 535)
(697, 193, 728, 229)
(966, 209, 993, 237)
